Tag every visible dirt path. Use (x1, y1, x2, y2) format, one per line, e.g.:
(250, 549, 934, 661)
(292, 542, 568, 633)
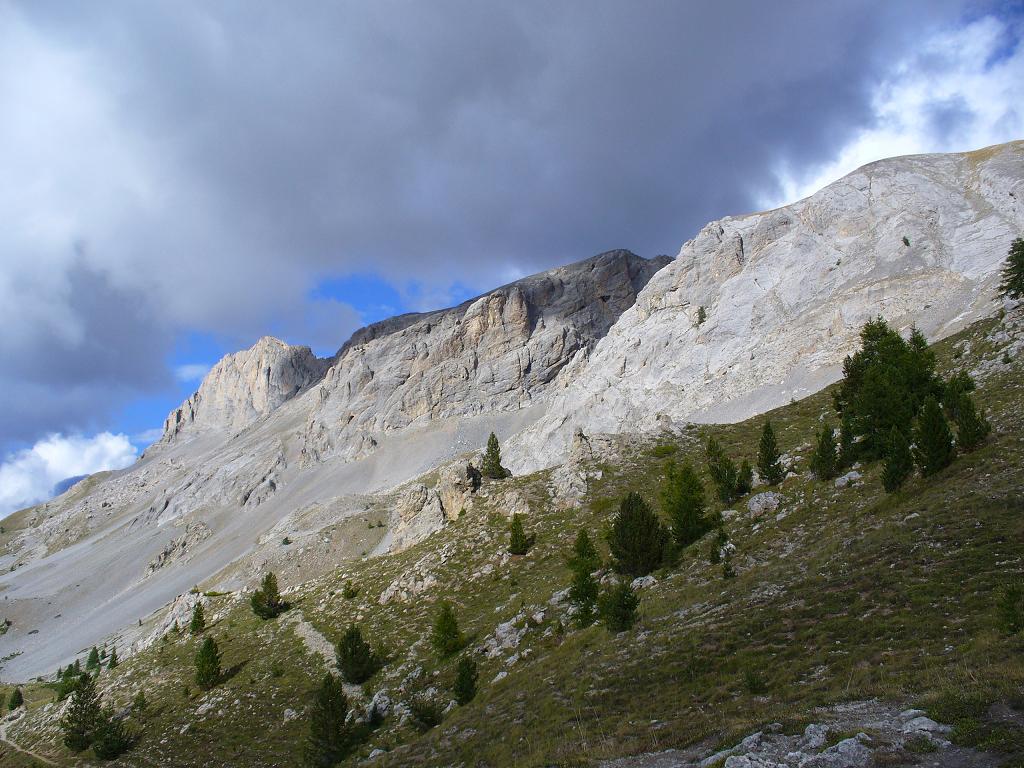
(0, 712, 57, 767)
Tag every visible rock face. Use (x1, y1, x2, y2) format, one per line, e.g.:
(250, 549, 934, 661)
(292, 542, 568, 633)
(162, 337, 328, 443)
(510, 141, 1024, 472)
(299, 249, 669, 464)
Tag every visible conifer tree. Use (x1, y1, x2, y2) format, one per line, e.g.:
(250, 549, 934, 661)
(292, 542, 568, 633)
(57, 664, 79, 700)
(61, 673, 100, 752)
(696, 306, 707, 326)
(606, 492, 668, 577)
(757, 420, 785, 485)
(568, 565, 599, 627)
(335, 624, 380, 684)
(431, 602, 464, 658)
(86, 646, 101, 672)
(661, 461, 712, 549)
(8, 687, 23, 710)
(251, 572, 288, 619)
(92, 705, 132, 759)
(942, 370, 976, 421)
(599, 582, 639, 632)
(194, 636, 221, 690)
(453, 657, 479, 705)
(810, 423, 838, 481)
(735, 459, 753, 496)
(999, 237, 1024, 299)
(481, 433, 508, 479)
(567, 529, 600, 627)
(190, 602, 205, 634)
(133, 690, 147, 713)
(705, 437, 739, 503)
(881, 426, 913, 493)
(508, 513, 531, 555)
(303, 674, 350, 768)
(838, 413, 856, 469)
(954, 394, 991, 451)
(914, 396, 956, 476)
(107, 647, 118, 669)
(567, 529, 600, 576)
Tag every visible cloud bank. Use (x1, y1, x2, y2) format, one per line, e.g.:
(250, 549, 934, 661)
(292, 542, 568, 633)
(0, 433, 138, 518)
(0, 1, 1020, 455)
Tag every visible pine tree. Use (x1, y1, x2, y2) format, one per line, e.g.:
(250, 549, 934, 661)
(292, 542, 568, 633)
(431, 602, 464, 658)
(599, 582, 639, 632)
(194, 636, 221, 690)
(61, 673, 100, 752)
(508, 513, 531, 555)
(566, 529, 600, 576)
(809, 423, 837, 480)
(914, 397, 956, 476)
(567, 529, 600, 627)
(954, 394, 991, 451)
(881, 426, 913, 493)
(251, 572, 288, 619)
(481, 433, 508, 479)
(942, 370, 976, 421)
(757, 420, 785, 485)
(453, 657, 479, 705)
(661, 461, 711, 549)
(132, 690, 147, 713)
(86, 646, 101, 672)
(568, 566, 599, 627)
(735, 459, 753, 496)
(107, 647, 118, 669)
(8, 687, 23, 710)
(606, 492, 668, 577)
(335, 624, 380, 684)
(705, 437, 739, 503)
(92, 705, 132, 759)
(999, 237, 1024, 299)
(695, 306, 707, 326)
(57, 664, 80, 700)
(838, 413, 856, 469)
(189, 602, 205, 634)
(303, 674, 350, 768)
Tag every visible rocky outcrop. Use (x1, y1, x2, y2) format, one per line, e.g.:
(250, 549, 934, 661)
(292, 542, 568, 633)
(299, 250, 669, 464)
(511, 141, 1024, 472)
(161, 337, 328, 443)
(145, 521, 212, 575)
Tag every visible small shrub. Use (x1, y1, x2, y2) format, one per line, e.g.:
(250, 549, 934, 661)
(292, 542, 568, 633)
(735, 459, 753, 496)
(649, 444, 677, 458)
(342, 581, 359, 600)
(809, 423, 838, 481)
(695, 305, 707, 326)
(743, 667, 769, 694)
(904, 735, 937, 753)
(902, 235, 911, 247)
(92, 705, 133, 759)
(408, 694, 444, 731)
(8, 687, 23, 710)
(132, 690, 147, 714)
(997, 584, 1024, 635)
(706, 437, 739, 503)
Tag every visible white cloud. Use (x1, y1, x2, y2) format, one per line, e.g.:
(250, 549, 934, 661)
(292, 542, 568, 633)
(174, 363, 211, 383)
(763, 15, 1024, 208)
(0, 432, 138, 518)
(132, 427, 166, 447)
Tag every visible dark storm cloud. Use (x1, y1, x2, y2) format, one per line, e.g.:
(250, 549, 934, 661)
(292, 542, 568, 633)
(0, 0, 987, 446)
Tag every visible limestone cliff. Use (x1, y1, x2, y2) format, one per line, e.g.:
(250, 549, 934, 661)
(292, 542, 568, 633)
(509, 141, 1024, 472)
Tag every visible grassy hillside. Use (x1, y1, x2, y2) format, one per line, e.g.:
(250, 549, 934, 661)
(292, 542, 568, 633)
(3, 309, 1023, 767)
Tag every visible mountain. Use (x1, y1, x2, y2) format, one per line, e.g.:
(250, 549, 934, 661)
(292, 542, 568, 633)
(509, 141, 1024, 471)
(0, 142, 1021, 691)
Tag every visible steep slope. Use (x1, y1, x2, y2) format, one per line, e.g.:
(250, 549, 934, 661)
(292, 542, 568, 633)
(510, 141, 1024, 472)
(3, 306, 1022, 767)
(0, 250, 666, 682)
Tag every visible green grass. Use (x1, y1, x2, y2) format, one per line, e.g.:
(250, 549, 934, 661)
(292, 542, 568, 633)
(6, 312, 1024, 766)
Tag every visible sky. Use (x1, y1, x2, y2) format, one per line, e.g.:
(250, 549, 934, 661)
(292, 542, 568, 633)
(1, 0, 1023, 517)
